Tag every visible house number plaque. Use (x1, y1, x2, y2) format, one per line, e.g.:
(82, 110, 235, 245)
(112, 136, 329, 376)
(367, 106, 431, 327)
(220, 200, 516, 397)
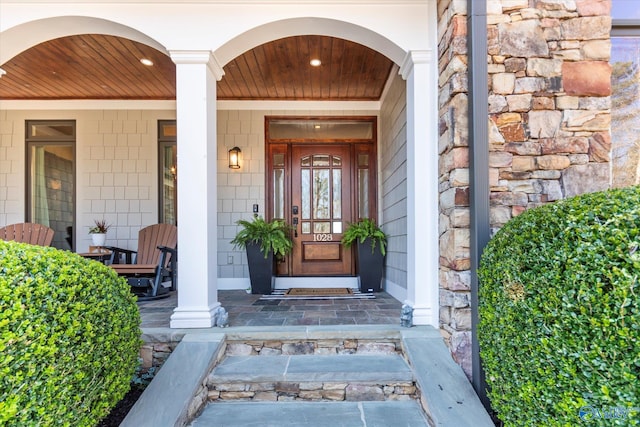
(313, 233, 333, 242)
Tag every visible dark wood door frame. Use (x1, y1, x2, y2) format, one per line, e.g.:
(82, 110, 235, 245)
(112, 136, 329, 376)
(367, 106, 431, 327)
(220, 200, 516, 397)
(265, 116, 378, 277)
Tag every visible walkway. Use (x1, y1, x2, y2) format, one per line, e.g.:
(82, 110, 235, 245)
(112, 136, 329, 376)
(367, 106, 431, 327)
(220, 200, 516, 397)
(138, 290, 403, 328)
(130, 291, 494, 426)
(122, 326, 495, 427)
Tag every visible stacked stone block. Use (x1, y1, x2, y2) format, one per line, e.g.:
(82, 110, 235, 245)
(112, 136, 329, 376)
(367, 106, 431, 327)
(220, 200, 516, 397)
(437, 0, 612, 379)
(207, 381, 417, 403)
(437, 0, 474, 379)
(206, 339, 413, 403)
(223, 339, 401, 357)
(488, 0, 611, 229)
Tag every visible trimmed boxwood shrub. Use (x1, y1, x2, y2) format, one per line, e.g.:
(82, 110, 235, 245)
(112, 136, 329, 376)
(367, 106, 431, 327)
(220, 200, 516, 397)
(479, 187, 640, 426)
(0, 241, 141, 426)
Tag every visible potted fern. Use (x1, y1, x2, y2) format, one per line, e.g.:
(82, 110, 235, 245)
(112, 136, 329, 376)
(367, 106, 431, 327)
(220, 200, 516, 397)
(231, 216, 293, 294)
(341, 218, 387, 293)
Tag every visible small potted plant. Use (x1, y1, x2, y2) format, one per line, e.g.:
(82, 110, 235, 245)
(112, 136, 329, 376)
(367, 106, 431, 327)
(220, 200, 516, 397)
(89, 219, 111, 247)
(231, 216, 293, 294)
(341, 218, 387, 293)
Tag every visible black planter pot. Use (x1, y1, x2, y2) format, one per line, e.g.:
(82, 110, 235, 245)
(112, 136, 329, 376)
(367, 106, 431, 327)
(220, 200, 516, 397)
(245, 242, 275, 295)
(357, 238, 384, 293)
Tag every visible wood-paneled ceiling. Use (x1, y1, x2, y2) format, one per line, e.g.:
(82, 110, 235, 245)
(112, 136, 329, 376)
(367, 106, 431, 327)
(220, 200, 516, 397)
(0, 34, 394, 101)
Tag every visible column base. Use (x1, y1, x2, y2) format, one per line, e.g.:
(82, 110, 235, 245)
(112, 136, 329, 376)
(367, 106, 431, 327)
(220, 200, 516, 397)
(170, 302, 221, 328)
(407, 303, 438, 327)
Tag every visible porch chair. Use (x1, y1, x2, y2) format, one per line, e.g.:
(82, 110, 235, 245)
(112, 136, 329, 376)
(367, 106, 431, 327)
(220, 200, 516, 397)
(0, 222, 55, 246)
(107, 223, 177, 300)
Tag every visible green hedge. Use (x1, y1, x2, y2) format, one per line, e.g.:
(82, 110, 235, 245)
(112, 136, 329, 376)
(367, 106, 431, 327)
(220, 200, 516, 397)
(0, 241, 141, 426)
(479, 187, 640, 426)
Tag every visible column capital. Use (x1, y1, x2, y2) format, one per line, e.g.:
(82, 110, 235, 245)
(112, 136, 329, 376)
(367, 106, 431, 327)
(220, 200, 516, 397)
(399, 49, 434, 80)
(169, 50, 225, 81)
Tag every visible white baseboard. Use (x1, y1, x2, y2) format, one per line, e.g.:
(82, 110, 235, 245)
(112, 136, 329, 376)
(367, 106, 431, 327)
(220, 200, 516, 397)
(217, 277, 360, 290)
(216, 277, 415, 295)
(383, 279, 406, 302)
(274, 277, 359, 289)
(217, 278, 250, 290)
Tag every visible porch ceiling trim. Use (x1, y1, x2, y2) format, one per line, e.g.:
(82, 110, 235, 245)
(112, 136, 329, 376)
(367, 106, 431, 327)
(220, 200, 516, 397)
(0, 100, 177, 110)
(0, 99, 381, 111)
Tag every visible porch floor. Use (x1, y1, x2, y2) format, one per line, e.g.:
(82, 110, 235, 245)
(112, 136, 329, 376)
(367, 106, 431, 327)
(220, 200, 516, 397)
(138, 290, 404, 328)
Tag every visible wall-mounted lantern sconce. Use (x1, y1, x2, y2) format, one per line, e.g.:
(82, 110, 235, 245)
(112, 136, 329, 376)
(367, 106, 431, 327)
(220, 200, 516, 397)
(228, 146, 241, 169)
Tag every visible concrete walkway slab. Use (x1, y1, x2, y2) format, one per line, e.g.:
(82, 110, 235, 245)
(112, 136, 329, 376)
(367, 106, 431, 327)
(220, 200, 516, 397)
(191, 401, 428, 426)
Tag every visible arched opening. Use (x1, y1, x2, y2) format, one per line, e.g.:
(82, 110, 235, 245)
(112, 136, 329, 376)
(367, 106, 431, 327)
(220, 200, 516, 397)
(1, 11, 439, 329)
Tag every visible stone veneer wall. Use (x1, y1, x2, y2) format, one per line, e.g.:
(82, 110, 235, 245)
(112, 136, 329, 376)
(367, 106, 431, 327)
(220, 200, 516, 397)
(437, 0, 473, 378)
(437, 0, 612, 379)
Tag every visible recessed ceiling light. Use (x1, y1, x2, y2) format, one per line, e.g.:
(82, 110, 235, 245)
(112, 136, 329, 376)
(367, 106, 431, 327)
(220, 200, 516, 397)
(140, 58, 154, 66)
(310, 58, 321, 67)
(314, 125, 321, 129)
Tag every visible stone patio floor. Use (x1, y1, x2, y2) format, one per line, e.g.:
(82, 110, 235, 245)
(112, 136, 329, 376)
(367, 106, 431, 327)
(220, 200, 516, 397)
(138, 290, 404, 328)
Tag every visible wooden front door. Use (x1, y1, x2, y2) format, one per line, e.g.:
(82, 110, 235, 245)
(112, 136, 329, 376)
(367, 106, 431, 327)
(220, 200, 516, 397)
(266, 116, 378, 278)
(291, 144, 352, 275)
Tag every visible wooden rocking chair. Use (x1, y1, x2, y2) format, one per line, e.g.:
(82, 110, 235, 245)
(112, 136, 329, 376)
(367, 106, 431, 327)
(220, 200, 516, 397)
(107, 223, 177, 300)
(0, 222, 55, 246)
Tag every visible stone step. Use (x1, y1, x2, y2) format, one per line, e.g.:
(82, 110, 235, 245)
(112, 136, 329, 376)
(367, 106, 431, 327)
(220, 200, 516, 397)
(209, 354, 414, 384)
(123, 327, 495, 427)
(191, 401, 429, 426)
(207, 354, 416, 402)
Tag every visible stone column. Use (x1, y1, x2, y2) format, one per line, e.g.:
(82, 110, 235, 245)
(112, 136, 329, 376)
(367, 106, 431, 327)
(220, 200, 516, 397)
(169, 51, 224, 328)
(401, 50, 439, 327)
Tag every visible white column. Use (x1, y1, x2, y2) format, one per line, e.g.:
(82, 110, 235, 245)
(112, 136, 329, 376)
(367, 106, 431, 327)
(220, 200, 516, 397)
(400, 50, 439, 327)
(169, 51, 224, 328)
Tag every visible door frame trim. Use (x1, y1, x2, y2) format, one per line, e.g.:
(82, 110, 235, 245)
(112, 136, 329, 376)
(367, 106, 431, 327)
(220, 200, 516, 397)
(265, 115, 378, 277)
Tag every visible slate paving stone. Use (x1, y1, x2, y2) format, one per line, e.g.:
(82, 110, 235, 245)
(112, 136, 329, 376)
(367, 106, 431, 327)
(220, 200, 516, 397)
(269, 310, 304, 319)
(284, 317, 319, 326)
(252, 299, 281, 306)
(303, 310, 337, 318)
(192, 401, 429, 426)
(336, 310, 368, 319)
(260, 305, 291, 312)
(376, 303, 402, 309)
(320, 318, 356, 325)
(235, 312, 274, 320)
(139, 290, 402, 328)
(247, 318, 286, 326)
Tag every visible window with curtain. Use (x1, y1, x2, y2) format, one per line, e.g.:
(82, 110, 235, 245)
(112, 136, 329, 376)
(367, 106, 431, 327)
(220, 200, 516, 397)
(26, 121, 75, 250)
(158, 120, 177, 224)
(612, 1, 640, 187)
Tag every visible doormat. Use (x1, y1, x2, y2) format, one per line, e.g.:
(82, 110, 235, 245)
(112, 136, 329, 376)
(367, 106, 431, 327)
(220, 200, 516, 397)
(287, 287, 354, 296)
(260, 288, 375, 300)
